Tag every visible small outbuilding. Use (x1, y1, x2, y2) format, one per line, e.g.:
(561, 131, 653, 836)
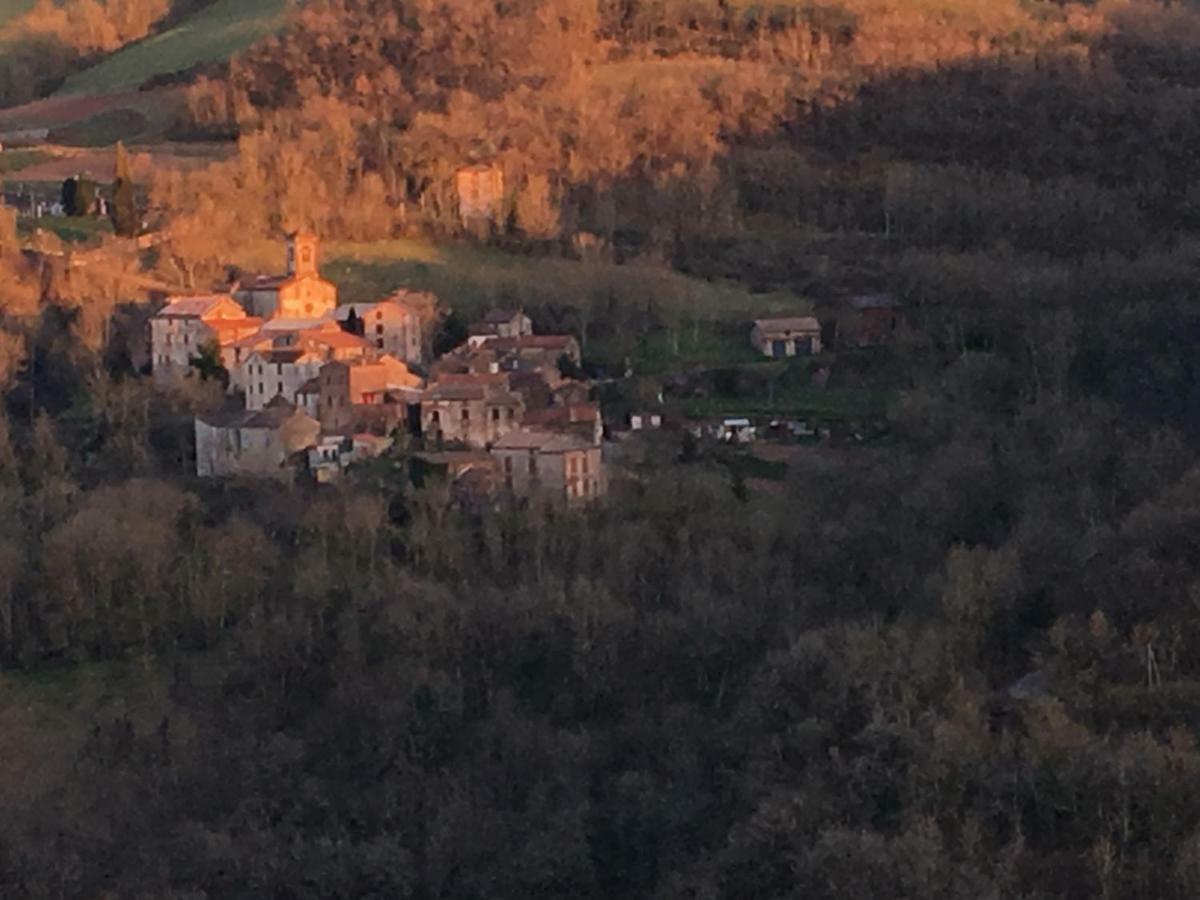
(751, 317, 823, 358)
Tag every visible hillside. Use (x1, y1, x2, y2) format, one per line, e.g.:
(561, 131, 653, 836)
(8, 2, 1200, 899)
(57, 0, 287, 95)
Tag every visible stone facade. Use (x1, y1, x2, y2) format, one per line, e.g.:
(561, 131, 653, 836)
(195, 399, 320, 479)
(421, 374, 525, 448)
(149, 295, 260, 382)
(491, 430, 605, 503)
(318, 356, 424, 434)
(333, 296, 431, 365)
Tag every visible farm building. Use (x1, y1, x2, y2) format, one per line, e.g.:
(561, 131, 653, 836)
(751, 317, 823, 358)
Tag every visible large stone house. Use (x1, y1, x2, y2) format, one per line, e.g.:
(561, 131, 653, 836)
(228, 320, 372, 399)
(332, 293, 435, 365)
(233, 232, 338, 321)
(195, 397, 320, 479)
(240, 347, 326, 411)
(149, 294, 261, 382)
(318, 355, 424, 433)
(521, 402, 603, 446)
(421, 373, 525, 448)
(750, 317, 823, 358)
(490, 430, 605, 503)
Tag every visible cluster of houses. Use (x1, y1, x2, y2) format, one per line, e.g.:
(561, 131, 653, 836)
(150, 233, 606, 504)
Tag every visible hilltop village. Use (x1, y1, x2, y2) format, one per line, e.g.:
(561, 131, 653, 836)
(151, 233, 606, 502)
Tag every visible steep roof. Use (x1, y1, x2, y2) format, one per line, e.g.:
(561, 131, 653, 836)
(754, 316, 820, 334)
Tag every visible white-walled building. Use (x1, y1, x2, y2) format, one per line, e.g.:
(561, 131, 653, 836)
(240, 347, 325, 411)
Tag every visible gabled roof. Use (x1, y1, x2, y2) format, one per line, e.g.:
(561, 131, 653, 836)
(753, 316, 820, 334)
(158, 294, 244, 319)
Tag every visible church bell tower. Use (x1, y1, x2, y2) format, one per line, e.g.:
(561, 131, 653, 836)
(286, 231, 319, 278)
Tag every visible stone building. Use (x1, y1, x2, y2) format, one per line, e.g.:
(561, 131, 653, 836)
(455, 164, 505, 227)
(521, 403, 603, 446)
(318, 355, 424, 434)
(468, 309, 533, 347)
(750, 316, 823, 358)
(240, 347, 325, 411)
(149, 294, 261, 382)
(491, 430, 605, 504)
(234, 232, 338, 321)
(421, 373, 525, 448)
(195, 398, 320, 479)
(228, 321, 372, 399)
(332, 293, 435, 365)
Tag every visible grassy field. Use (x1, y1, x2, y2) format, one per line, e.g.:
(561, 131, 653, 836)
(310, 239, 809, 371)
(315, 239, 805, 316)
(18, 214, 114, 243)
(58, 0, 289, 95)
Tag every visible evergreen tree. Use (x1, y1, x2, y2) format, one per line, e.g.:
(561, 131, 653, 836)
(61, 177, 78, 216)
(110, 142, 138, 237)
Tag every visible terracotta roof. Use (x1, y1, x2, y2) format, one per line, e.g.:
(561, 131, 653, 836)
(208, 317, 262, 333)
(753, 316, 820, 334)
(259, 317, 337, 332)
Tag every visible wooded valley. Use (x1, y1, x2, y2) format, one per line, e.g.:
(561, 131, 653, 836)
(3, 1, 1200, 897)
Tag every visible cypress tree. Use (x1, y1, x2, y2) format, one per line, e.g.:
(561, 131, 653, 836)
(110, 142, 138, 237)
